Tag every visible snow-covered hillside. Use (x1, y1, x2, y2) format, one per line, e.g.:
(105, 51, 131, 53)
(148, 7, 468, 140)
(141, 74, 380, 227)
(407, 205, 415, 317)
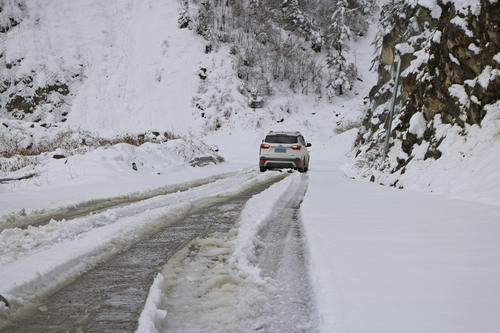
(2, 0, 209, 135)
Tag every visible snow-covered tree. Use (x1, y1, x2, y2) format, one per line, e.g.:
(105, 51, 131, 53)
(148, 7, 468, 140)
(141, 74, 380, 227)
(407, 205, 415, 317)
(280, 0, 318, 43)
(325, 0, 355, 97)
(195, 0, 214, 39)
(177, 0, 191, 29)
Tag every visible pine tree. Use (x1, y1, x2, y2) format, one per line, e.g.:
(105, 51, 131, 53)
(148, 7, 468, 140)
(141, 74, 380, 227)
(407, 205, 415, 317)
(326, 0, 353, 97)
(280, 0, 310, 36)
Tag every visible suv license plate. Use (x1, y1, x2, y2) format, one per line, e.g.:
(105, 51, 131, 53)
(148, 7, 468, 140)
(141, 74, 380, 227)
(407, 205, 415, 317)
(275, 148, 286, 153)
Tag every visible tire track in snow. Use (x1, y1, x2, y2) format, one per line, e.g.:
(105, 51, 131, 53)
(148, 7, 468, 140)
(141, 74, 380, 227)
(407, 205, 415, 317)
(146, 173, 318, 332)
(0, 169, 247, 232)
(252, 174, 317, 332)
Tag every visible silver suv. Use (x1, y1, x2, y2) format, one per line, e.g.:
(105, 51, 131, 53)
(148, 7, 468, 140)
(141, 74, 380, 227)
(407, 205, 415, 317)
(259, 131, 311, 172)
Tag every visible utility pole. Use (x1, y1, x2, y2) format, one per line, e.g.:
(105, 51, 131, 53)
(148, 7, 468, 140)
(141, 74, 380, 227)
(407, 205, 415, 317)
(382, 50, 401, 163)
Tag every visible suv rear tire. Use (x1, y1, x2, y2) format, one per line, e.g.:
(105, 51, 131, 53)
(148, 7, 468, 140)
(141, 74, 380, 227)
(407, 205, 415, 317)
(260, 167, 266, 172)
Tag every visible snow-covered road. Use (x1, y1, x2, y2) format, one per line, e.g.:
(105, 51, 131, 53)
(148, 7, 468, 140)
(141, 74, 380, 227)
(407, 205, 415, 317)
(302, 160, 500, 333)
(2, 161, 500, 333)
(2, 172, 291, 332)
(0, 169, 287, 326)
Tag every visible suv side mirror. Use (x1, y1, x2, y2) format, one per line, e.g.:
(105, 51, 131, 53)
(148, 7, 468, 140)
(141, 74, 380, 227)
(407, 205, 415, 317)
(307, 143, 312, 147)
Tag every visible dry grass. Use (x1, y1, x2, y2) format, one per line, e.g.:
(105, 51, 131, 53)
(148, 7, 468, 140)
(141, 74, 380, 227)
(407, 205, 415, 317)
(0, 130, 179, 159)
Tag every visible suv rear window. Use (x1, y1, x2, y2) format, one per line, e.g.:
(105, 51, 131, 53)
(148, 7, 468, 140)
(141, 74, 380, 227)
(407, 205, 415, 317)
(265, 135, 298, 144)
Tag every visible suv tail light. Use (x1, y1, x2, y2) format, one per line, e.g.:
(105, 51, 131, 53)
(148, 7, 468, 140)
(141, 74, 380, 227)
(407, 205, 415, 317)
(260, 144, 270, 149)
(291, 145, 302, 150)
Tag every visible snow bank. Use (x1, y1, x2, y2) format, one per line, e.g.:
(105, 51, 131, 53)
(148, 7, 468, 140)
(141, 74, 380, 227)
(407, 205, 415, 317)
(233, 174, 298, 279)
(0, 136, 228, 221)
(400, 106, 500, 206)
(136, 273, 167, 333)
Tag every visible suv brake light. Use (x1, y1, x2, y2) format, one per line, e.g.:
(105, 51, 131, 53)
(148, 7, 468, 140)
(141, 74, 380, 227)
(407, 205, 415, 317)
(291, 145, 302, 150)
(260, 144, 270, 149)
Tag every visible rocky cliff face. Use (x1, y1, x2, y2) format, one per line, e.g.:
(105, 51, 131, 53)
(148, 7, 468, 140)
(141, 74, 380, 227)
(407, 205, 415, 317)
(355, 0, 500, 183)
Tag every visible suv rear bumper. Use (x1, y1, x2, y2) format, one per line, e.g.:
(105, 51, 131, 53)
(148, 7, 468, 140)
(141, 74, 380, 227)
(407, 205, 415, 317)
(259, 157, 303, 169)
